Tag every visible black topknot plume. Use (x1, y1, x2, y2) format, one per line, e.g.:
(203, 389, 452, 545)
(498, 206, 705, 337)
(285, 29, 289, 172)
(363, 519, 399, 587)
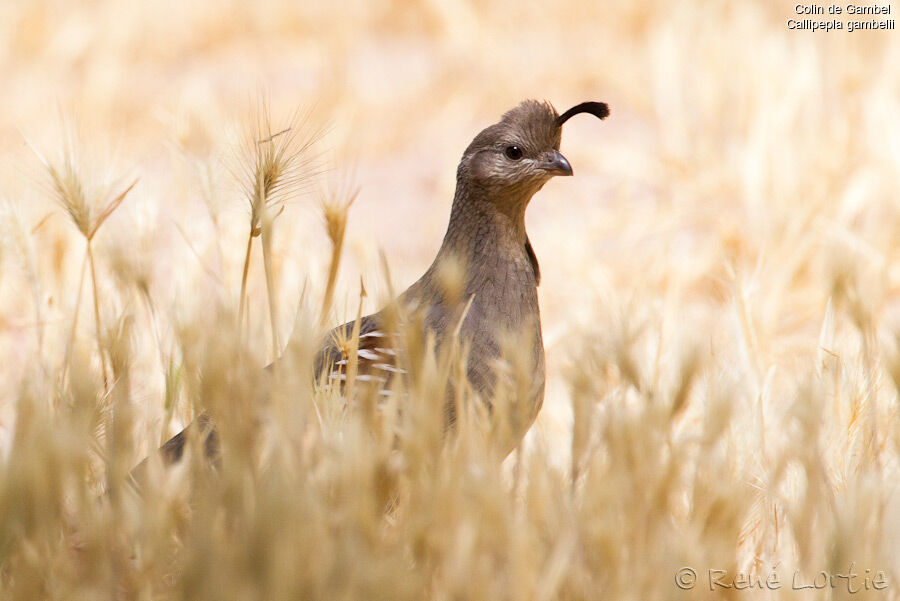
(556, 101, 609, 127)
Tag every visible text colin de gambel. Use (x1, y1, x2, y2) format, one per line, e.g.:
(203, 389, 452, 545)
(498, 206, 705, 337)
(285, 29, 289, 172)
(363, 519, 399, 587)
(788, 3, 895, 31)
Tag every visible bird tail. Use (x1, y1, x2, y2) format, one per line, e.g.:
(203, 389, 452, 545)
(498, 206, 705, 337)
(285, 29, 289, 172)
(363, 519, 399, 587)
(128, 414, 220, 488)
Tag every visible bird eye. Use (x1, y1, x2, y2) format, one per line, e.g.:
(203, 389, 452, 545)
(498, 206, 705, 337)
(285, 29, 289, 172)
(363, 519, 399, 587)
(504, 145, 523, 160)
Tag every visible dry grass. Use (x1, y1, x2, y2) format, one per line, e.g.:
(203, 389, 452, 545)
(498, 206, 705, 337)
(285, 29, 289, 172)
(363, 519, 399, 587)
(1, 0, 899, 599)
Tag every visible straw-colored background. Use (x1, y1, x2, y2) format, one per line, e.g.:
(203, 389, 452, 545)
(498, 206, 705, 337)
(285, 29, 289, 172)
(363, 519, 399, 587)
(1, 0, 899, 598)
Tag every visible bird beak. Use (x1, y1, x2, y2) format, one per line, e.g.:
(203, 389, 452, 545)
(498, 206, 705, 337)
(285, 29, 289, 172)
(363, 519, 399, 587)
(541, 150, 573, 177)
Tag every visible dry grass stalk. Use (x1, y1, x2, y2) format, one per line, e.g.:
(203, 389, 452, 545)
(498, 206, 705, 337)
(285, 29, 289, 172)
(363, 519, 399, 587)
(233, 102, 321, 353)
(26, 135, 136, 389)
(318, 182, 358, 328)
(0, 201, 44, 353)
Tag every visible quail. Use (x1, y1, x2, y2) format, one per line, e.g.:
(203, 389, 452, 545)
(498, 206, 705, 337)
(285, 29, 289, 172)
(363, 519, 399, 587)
(134, 99, 608, 476)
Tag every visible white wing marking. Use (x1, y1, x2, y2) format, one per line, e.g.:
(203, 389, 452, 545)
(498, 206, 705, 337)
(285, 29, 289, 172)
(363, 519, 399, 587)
(356, 374, 388, 383)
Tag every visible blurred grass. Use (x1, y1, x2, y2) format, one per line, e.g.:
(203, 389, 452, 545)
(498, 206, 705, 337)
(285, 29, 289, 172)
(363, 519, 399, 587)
(1, 0, 899, 599)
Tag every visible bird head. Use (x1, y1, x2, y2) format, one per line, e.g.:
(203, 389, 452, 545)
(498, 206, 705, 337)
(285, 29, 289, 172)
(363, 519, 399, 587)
(459, 99, 609, 202)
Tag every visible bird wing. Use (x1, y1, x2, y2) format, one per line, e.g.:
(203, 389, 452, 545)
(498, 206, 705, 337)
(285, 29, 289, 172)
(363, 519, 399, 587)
(314, 313, 407, 392)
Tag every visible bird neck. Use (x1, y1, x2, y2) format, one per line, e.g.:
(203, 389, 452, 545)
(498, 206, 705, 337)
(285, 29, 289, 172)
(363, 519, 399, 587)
(437, 177, 532, 263)
(400, 176, 540, 325)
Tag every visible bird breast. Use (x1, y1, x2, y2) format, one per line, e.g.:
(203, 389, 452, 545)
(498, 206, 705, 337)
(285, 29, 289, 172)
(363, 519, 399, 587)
(457, 252, 545, 420)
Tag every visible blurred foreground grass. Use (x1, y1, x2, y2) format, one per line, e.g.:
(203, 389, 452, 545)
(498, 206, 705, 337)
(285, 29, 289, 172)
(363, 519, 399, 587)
(1, 0, 900, 599)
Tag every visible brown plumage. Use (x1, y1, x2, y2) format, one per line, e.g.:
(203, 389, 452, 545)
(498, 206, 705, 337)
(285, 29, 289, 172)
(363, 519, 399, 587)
(132, 99, 608, 479)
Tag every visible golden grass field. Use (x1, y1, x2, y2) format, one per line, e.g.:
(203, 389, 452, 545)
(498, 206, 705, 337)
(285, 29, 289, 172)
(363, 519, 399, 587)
(1, 0, 899, 598)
